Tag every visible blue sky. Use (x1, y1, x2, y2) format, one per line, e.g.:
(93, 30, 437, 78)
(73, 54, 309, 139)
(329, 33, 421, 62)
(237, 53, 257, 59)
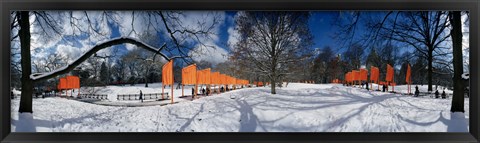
(91, 11, 352, 63)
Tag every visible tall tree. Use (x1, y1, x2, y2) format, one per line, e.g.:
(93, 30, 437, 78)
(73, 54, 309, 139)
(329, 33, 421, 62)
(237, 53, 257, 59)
(343, 43, 364, 70)
(234, 12, 313, 94)
(335, 11, 451, 92)
(312, 46, 334, 83)
(366, 47, 381, 69)
(18, 11, 33, 113)
(449, 11, 464, 112)
(380, 12, 450, 92)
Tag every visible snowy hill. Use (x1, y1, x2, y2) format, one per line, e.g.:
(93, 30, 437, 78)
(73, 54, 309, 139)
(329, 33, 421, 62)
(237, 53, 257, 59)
(11, 83, 469, 132)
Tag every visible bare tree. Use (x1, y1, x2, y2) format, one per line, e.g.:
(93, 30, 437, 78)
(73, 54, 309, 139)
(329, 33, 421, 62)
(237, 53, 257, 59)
(233, 12, 313, 94)
(335, 11, 451, 92)
(382, 12, 450, 92)
(449, 11, 464, 113)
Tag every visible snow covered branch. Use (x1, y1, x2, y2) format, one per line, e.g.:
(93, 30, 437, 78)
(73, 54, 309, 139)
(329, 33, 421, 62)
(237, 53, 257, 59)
(30, 37, 170, 81)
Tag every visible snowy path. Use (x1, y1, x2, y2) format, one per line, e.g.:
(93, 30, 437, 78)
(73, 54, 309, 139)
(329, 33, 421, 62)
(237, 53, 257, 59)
(11, 83, 469, 132)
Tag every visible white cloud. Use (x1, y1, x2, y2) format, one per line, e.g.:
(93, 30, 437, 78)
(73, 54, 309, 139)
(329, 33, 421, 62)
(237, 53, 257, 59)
(189, 42, 228, 65)
(27, 11, 115, 66)
(55, 44, 83, 63)
(227, 25, 240, 50)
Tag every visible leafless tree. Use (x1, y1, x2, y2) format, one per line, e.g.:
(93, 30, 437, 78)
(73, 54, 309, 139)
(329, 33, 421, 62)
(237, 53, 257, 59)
(335, 11, 452, 92)
(233, 12, 313, 94)
(449, 11, 465, 113)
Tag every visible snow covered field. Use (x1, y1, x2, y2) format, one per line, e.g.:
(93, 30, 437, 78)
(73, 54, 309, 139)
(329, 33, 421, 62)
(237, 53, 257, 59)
(11, 83, 469, 132)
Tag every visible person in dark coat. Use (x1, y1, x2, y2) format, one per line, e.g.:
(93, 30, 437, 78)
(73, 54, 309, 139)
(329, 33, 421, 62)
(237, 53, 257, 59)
(435, 90, 439, 98)
(139, 90, 143, 102)
(206, 87, 210, 96)
(202, 88, 206, 95)
(365, 81, 369, 90)
(192, 87, 195, 100)
(441, 90, 447, 99)
(11, 91, 14, 99)
(414, 86, 420, 97)
(382, 84, 387, 92)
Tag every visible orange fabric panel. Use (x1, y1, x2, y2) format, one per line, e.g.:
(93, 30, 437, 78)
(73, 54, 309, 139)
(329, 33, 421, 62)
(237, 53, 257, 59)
(225, 75, 230, 84)
(351, 70, 359, 81)
(348, 72, 351, 82)
(58, 78, 67, 90)
(210, 72, 216, 84)
(182, 64, 197, 85)
(406, 64, 411, 84)
(196, 68, 211, 84)
(370, 66, 379, 83)
(345, 72, 350, 82)
(211, 72, 220, 84)
(236, 79, 242, 84)
(350, 72, 353, 82)
(162, 60, 174, 85)
(73, 76, 80, 88)
(66, 76, 80, 89)
(355, 70, 360, 81)
(204, 69, 211, 84)
(219, 74, 226, 84)
(386, 64, 394, 82)
(349, 72, 352, 82)
(360, 69, 368, 81)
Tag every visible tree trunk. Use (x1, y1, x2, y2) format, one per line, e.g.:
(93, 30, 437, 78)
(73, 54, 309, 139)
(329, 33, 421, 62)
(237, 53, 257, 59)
(271, 76, 276, 94)
(427, 49, 433, 92)
(450, 11, 464, 112)
(145, 67, 149, 87)
(271, 61, 277, 94)
(18, 11, 33, 113)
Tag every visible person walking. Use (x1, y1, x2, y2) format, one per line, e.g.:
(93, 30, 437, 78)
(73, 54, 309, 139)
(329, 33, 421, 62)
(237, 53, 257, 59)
(139, 90, 143, 103)
(192, 87, 195, 100)
(414, 86, 420, 97)
(441, 90, 447, 99)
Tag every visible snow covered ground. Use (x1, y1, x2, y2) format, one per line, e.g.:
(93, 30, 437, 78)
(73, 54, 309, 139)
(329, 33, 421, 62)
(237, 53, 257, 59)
(11, 83, 469, 132)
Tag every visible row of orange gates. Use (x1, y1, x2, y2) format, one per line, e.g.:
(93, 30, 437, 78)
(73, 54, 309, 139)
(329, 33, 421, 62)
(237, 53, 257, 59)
(161, 59, 257, 104)
(332, 64, 412, 94)
(56, 59, 270, 104)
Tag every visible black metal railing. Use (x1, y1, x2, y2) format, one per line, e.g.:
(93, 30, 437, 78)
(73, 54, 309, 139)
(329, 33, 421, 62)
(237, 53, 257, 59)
(117, 93, 169, 101)
(79, 94, 108, 100)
